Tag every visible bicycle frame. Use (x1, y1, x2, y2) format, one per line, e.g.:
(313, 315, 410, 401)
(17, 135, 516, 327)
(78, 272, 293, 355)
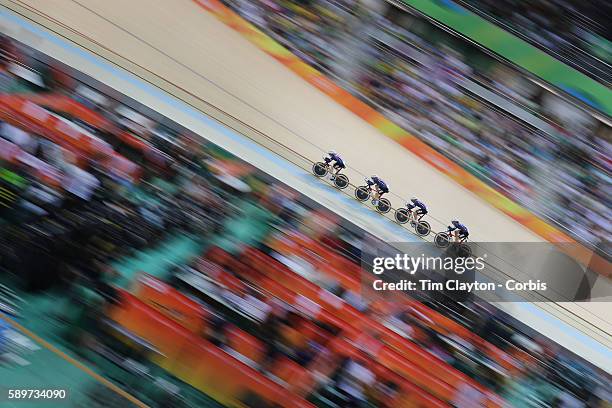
(409, 210, 426, 222)
(449, 230, 468, 243)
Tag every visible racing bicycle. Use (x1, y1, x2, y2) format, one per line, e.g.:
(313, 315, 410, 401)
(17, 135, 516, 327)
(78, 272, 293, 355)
(354, 180, 391, 213)
(394, 208, 431, 237)
(433, 230, 472, 257)
(312, 161, 350, 189)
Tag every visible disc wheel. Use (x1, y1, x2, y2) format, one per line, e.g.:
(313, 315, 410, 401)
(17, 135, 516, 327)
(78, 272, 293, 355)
(376, 198, 391, 214)
(457, 244, 472, 258)
(434, 232, 451, 248)
(415, 221, 431, 237)
(395, 208, 410, 224)
(312, 162, 328, 178)
(334, 174, 349, 189)
(355, 186, 370, 201)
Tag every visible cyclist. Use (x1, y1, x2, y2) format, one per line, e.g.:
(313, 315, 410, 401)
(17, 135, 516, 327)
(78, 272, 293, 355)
(447, 219, 469, 242)
(406, 197, 427, 221)
(366, 175, 389, 206)
(323, 150, 346, 181)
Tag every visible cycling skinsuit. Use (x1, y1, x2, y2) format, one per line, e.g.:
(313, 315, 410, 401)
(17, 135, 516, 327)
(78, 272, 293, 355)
(325, 153, 345, 169)
(407, 199, 428, 215)
(448, 222, 469, 238)
(369, 177, 389, 193)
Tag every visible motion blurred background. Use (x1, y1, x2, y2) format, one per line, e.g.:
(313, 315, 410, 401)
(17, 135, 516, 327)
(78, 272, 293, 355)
(0, 0, 610, 407)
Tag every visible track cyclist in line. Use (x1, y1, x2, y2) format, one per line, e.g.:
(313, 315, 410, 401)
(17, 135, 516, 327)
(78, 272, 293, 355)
(323, 150, 346, 181)
(366, 175, 389, 206)
(407, 196, 427, 218)
(447, 219, 469, 242)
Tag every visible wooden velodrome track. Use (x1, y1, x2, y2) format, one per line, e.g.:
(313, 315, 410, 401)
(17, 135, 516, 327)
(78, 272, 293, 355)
(1, 0, 610, 369)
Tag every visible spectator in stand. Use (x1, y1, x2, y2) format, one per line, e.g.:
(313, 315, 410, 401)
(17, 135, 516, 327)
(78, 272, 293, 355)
(0, 49, 19, 93)
(334, 357, 377, 406)
(61, 162, 101, 210)
(205, 313, 229, 348)
(453, 381, 487, 407)
(370, 380, 400, 408)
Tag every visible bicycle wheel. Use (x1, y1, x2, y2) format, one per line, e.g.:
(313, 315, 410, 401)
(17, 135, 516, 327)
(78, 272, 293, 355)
(334, 174, 349, 189)
(415, 221, 431, 237)
(434, 232, 451, 248)
(376, 198, 391, 214)
(312, 162, 328, 177)
(394, 208, 410, 224)
(355, 186, 370, 201)
(457, 244, 472, 258)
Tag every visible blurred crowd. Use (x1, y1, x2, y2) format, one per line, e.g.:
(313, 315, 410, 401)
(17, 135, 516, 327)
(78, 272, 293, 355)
(1, 34, 610, 408)
(456, 0, 612, 84)
(225, 0, 611, 252)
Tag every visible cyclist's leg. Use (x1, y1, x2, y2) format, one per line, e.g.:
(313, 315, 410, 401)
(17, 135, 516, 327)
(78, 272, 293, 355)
(329, 163, 337, 179)
(376, 189, 387, 206)
(409, 208, 417, 221)
(372, 187, 381, 204)
(322, 157, 332, 175)
(412, 209, 420, 221)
